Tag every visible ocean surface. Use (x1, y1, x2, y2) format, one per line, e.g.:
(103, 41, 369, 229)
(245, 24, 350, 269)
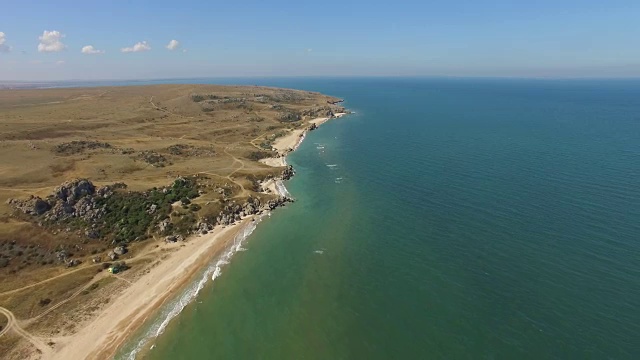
(114, 78, 640, 359)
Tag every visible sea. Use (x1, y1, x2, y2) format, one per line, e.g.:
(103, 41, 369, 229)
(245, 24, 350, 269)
(74, 77, 639, 359)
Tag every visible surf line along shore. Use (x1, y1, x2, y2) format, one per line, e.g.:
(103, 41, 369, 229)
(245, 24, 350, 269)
(49, 112, 348, 360)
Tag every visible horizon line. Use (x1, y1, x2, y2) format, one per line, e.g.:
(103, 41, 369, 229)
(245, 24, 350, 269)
(3, 74, 640, 84)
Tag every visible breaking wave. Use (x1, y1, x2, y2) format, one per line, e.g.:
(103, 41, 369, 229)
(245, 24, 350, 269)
(275, 180, 292, 198)
(293, 132, 307, 151)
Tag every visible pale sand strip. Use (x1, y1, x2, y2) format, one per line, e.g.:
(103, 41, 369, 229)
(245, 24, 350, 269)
(50, 222, 247, 360)
(259, 113, 346, 168)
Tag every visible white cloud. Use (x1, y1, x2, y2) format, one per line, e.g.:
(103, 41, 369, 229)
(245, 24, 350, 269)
(166, 39, 180, 51)
(56, 60, 65, 65)
(81, 45, 105, 55)
(0, 32, 12, 53)
(307, 48, 313, 53)
(121, 41, 151, 53)
(38, 30, 66, 53)
(182, 49, 187, 53)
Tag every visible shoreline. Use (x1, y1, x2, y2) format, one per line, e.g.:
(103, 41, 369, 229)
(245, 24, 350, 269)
(51, 222, 248, 359)
(48, 112, 347, 359)
(259, 113, 347, 168)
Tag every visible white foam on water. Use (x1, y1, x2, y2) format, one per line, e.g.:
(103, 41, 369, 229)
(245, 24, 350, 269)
(275, 180, 292, 198)
(293, 132, 307, 151)
(123, 217, 263, 360)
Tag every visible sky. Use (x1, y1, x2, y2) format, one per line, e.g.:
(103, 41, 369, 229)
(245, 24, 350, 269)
(1, 0, 640, 81)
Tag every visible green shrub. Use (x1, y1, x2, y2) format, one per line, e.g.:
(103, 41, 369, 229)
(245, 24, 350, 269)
(93, 177, 200, 243)
(247, 151, 274, 161)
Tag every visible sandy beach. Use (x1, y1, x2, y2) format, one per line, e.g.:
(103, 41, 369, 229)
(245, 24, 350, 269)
(259, 113, 346, 168)
(46, 113, 347, 359)
(50, 222, 246, 359)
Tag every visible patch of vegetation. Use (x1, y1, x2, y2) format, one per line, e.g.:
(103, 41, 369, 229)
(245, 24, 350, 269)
(246, 151, 274, 161)
(94, 177, 200, 243)
(266, 131, 286, 141)
(278, 111, 302, 122)
(173, 212, 197, 236)
(166, 144, 215, 157)
(191, 93, 221, 102)
(191, 94, 205, 102)
(259, 141, 273, 150)
(53, 140, 113, 155)
(135, 150, 169, 167)
(243, 174, 263, 192)
(258, 92, 307, 103)
(167, 144, 193, 156)
(0, 239, 65, 272)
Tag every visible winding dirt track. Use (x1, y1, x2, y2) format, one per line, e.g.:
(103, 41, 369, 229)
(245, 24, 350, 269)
(0, 264, 101, 297)
(0, 306, 51, 357)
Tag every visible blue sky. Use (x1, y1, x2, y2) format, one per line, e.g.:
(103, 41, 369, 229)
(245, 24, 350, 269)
(1, 0, 639, 80)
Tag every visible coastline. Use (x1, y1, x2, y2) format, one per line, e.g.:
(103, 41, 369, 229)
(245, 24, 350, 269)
(51, 222, 247, 359)
(48, 112, 347, 359)
(259, 113, 347, 168)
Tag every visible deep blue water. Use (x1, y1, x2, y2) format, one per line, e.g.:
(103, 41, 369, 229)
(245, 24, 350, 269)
(116, 78, 640, 359)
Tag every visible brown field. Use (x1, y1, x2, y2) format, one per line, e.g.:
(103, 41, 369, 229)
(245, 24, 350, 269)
(0, 84, 342, 358)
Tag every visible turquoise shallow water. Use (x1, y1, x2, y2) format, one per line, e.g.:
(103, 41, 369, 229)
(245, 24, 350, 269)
(118, 78, 640, 359)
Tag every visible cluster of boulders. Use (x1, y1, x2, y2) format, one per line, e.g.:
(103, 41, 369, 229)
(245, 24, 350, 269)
(215, 196, 292, 226)
(264, 197, 293, 210)
(195, 221, 214, 235)
(8, 179, 133, 245)
(300, 106, 336, 119)
(54, 249, 83, 267)
(8, 196, 51, 216)
(164, 234, 185, 243)
(66, 259, 81, 267)
(7, 179, 122, 224)
(107, 245, 127, 260)
(281, 165, 295, 180)
(308, 123, 318, 131)
(278, 112, 302, 122)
